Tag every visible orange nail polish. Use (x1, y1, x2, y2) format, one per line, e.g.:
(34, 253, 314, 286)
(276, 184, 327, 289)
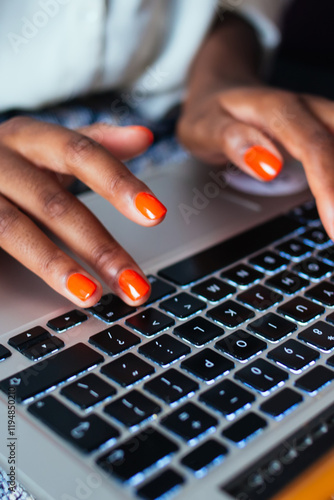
(67, 273, 97, 301)
(119, 270, 150, 301)
(244, 146, 282, 181)
(135, 192, 167, 220)
(128, 126, 154, 145)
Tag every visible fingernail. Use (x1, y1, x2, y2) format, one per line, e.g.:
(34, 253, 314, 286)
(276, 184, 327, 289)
(244, 146, 282, 181)
(135, 192, 167, 220)
(119, 270, 150, 301)
(67, 273, 97, 301)
(128, 126, 154, 145)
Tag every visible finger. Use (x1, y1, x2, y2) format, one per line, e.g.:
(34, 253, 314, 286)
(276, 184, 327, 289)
(1, 117, 166, 226)
(222, 89, 334, 238)
(78, 123, 154, 160)
(178, 105, 283, 181)
(0, 150, 151, 306)
(0, 193, 102, 308)
(303, 95, 334, 135)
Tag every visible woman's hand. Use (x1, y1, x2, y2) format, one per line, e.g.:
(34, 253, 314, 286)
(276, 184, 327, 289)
(177, 85, 334, 239)
(0, 117, 166, 307)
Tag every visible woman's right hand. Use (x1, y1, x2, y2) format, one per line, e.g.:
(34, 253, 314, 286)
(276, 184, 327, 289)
(0, 117, 167, 307)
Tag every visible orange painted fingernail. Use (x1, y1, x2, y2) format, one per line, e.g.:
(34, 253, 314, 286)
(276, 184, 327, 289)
(128, 126, 154, 145)
(67, 273, 97, 301)
(244, 145, 282, 181)
(135, 192, 167, 220)
(119, 270, 150, 301)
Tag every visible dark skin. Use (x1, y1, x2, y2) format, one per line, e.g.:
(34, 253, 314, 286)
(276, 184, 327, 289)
(1, 13, 334, 307)
(178, 13, 334, 238)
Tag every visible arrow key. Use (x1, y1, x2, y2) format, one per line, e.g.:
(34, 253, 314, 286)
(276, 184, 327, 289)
(22, 336, 65, 360)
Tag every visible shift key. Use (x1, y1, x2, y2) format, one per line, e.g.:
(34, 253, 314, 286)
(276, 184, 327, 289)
(0, 343, 104, 403)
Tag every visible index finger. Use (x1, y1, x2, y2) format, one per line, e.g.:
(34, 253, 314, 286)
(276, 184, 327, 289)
(1, 117, 167, 226)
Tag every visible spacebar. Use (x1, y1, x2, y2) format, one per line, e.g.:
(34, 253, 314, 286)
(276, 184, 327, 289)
(0, 343, 104, 403)
(158, 215, 302, 286)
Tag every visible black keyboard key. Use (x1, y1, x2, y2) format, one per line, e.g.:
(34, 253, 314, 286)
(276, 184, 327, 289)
(144, 369, 199, 404)
(266, 271, 309, 295)
(0, 343, 104, 403)
(160, 293, 206, 319)
(146, 275, 176, 305)
(191, 277, 235, 302)
(326, 312, 334, 328)
(260, 388, 303, 418)
(126, 308, 175, 337)
(137, 469, 184, 500)
(268, 339, 319, 371)
(207, 300, 255, 328)
(295, 365, 334, 393)
(298, 321, 334, 351)
(181, 348, 234, 382)
(161, 402, 218, 442)
(28, 395, 119, 453)
(292, 258, 331, 280)
(215, 330, 266, 361)
(276, 239, 312, 259)
(89, 325, 140, 356)
(289, 201, 318, 223)
(97, 427, 179, 483)
(222, 412, 267, 444)
(318, 245, 334, 264)
(101, 353, 154, 387)
(139, 334, 190, 366)
(277, 297, 324, 324)
(104, 390, 161, 427)
(237, 285, 283, 311)
(8, 326, 50, 352)
(22, 336, 64, 361)
(60, 374, 116, 409)
(221, 264, 263, 287)
(89, 293, 135, 323)
(302, 227, 330, 247)
(0, 345, 11, 361)
(200, 380, 255, 416)
(248, 313, 297, 341)
(174, 317, 224, 346)
(235, 359, 288, 393)
(47, 309, 88, 332)
(327, 355, 334, 367)
(181, 439, 228, 474)
(250, 251, 289, 272)
(158, 216, 301, 286)
(306, 282, 334, 306)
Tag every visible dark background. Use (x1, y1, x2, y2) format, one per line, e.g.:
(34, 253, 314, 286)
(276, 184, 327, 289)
(270, 0, 334, 99)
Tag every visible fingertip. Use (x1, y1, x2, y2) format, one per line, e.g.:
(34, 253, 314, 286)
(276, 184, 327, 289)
(135, 192, 167, 222)
(126, 126, 154, 146)
(244, 145, 283, 182)
(66, 272, 102, 308)
(117, 269, 151, 305)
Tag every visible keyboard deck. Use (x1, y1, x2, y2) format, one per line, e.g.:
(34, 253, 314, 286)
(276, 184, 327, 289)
(1, 199, 334, 500)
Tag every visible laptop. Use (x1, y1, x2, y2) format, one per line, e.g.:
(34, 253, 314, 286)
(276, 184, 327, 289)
(0, 156, 333, 500)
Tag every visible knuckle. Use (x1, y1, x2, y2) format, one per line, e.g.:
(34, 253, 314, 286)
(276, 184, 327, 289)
(40, 188, 74, 220)
(0, 207, 19, 238)
(65, 135, 98, 165)
(308, 129, 334, 152)
(39, 248, 66, 276)
(90, 242, 120, 273)
(106, 171, 129, 197)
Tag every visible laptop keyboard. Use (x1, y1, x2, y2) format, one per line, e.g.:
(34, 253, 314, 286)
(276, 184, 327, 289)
(1, 199, 334, 499)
